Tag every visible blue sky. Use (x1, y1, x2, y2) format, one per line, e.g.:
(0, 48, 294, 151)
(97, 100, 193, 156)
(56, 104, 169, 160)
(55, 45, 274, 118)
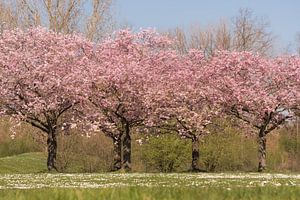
(115, 0, 300, 53)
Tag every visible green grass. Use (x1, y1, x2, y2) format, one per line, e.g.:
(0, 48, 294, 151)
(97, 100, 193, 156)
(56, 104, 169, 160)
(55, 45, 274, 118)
(0, 173, 299, 199)
(0, 152, 47, 173)
(0, 152, 109, 173)
(0, 153, 299, 199)
(0, 187, 300, 200)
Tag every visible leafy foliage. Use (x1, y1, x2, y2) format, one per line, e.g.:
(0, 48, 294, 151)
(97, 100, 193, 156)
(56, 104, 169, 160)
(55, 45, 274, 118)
(142, 134, 190, 172)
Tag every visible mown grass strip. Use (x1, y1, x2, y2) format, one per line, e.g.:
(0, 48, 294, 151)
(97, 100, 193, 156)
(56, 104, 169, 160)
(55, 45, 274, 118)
(0, 187, 300, 200)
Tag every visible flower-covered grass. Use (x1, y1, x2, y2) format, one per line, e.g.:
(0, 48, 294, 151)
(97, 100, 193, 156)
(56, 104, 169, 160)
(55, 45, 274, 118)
(0, 173, 299, 199)
(0, 173, 299, 189)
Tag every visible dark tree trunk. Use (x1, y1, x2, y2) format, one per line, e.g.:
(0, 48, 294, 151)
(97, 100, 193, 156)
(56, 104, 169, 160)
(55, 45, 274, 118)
(47, 129, 58, 171)
(258, 128, 267, 172)
(191, 137, 200, 171)
(112, 136, 122, 171)
(122, 123, 131, 171)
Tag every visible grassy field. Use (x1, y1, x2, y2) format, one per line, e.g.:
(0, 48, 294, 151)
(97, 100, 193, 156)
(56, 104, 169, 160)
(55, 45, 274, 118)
(0, 152, 47, 173)
(0, 153, 299, 199)
(0, 173, 299, 199)
(1, 187, 300, 200)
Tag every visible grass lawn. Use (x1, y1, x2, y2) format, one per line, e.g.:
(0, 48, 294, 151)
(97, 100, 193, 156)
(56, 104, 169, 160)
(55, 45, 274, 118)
(0, 153, 299, 199)
(0, 152, 47, 173)
(1, 187, 300, 200)
(0, 173, 299, 200)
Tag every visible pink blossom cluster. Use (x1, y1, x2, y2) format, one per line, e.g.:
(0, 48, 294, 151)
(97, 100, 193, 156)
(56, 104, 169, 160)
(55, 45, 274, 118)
(0, 28, 299, 171)
(0, 27, 299, 139)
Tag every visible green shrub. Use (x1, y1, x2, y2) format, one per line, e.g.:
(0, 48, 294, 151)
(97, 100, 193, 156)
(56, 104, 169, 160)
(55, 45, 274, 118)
(0, 137, 38, 157)
(141, 134, 190, 172)
(267, 124, 300, 172)
(279, 132, 300, 155)
(200, 132, 257, 172)
(200, 120, 257, 172)
(56, 133, 113, 173)
(0, 119, 43, 157)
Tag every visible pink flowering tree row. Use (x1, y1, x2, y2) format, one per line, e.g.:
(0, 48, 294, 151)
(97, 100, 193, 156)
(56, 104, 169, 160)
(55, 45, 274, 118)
(0, 27, 299, 172)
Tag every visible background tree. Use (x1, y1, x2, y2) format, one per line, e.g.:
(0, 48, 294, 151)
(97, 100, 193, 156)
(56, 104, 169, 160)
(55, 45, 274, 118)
(0, 27, 91, 171)
(168, 8, 274, 56)
(232, 8, 273, 55)
(296, 33, 300, 56)
(0, 0, 114, 41)
(0, 2, 18, 33)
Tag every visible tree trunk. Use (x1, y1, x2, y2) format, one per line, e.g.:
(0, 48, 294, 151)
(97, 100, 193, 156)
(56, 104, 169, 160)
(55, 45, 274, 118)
(47, 129, 57, 171)
(112, 136, 122, 171)
(258, 128, 267, 172)
(122, 123, 131, 171)
(191, 138, 200, 171)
